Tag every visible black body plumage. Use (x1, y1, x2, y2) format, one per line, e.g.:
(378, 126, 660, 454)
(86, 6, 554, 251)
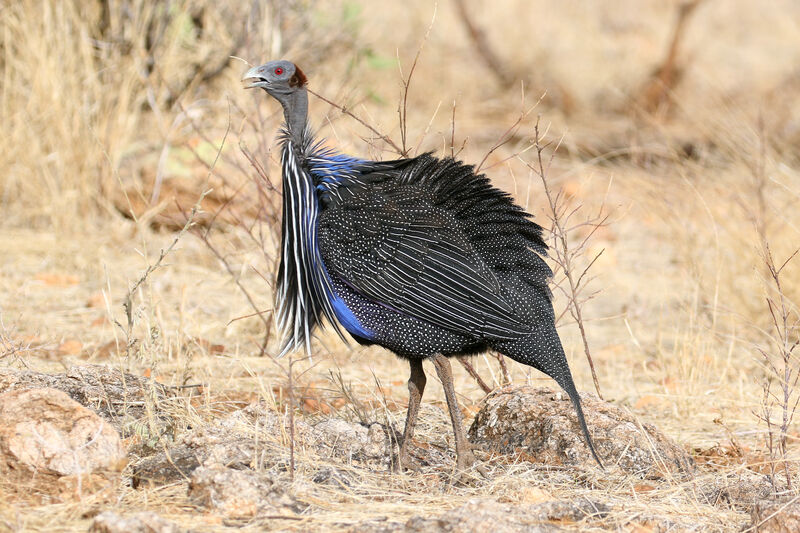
(317, 154, 601, 465)
(243, 60, 602, 468)
(318, 153, 551, 353)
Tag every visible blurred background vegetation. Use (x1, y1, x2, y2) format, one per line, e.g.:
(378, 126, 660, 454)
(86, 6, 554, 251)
(1, 0, 799, 517)
(3, 0, 799, 228)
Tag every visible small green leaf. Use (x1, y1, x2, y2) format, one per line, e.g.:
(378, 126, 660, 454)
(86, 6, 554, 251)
(365, 49, 397, 70)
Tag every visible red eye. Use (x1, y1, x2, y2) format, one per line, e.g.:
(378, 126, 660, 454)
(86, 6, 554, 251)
(274, 67, 284, 75)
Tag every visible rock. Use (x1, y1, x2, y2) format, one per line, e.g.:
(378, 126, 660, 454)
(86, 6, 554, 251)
(223, 401, 316, 445)
(132, 425, 261, 487)
(0, 388, 125, 477)
(346, 498, 608, 532)
(132, 445, 201, 488)
(313, 419, 392, 466)
(526, 499, 610, 522)
(347, 519, 405, 533)
(625, 515, 698, 532)
(0, 365, 173, 439)
(468, 386, 694, 479)
(750, 500, 800, 532)
(403, 497, 608, 532)
(188, 464, 303, 518)
(311, 466, 359, 487)
(133, 404, 307, 487)
(133, 402, 396, 487)
(232, 402, 392, 465)
(89, 511, 184, 533)
(697, 470, 773, 510)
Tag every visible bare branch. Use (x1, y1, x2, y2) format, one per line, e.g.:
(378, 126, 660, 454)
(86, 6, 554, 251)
(397, 4, 437, 155)
(457, 357, 492, 394)
(519, 116, 605, 399)
(307, 88, 405, 156)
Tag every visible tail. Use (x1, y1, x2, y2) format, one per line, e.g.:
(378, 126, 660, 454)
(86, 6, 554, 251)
(495, 326, 604, 468)
(553, 359, 604, 468)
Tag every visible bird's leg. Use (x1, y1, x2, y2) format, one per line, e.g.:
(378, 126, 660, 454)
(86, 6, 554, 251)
(396, 358, 426, 472)
(431, 354, 484, 474)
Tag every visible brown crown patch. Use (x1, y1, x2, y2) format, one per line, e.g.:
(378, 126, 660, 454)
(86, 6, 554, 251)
(289, 64, 308, 87)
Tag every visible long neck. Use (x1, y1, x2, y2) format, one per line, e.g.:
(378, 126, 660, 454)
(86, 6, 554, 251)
(282, 89, 309, 145)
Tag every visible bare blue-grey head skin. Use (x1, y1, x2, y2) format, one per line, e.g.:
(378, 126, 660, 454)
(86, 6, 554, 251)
(243, 60, 603, 472)
(243, 60, 309, 141)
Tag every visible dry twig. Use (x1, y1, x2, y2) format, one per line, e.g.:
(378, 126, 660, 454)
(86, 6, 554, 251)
(748, 121, 800, 492)
(521, 117, 606, 399)
(308, 89, 405, 156)
(456, 357, 492, 394)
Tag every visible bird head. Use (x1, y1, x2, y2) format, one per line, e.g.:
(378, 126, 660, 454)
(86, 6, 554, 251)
(243, 60, 310, 139)
(242, 60, 307, 97)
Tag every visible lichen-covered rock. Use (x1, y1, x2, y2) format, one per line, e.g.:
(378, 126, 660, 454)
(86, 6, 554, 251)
(750, 500, 800, 532)
(525, 499, 610, 522)
(132, 444, 201, 488)
(132, 426, 261, 488)
(222, 401, 317, 445)
(233, 402, 392, 466)
(0, 365, 172, 439)
(468, 386, 694, 479)
(313, 419, 392, 466)
(133, 402, 396, 487)
(133, 404, 312, 487)
(0, 388, 125, 477)
(403, 497, 607, 532)
(347, 498, 608, 533)
(697, 470, 773, 510)
(188, 464, 303, 518)
(347, 520, 406, 533)
(311, 466, 359, 487)
(89, 511, 184, 533)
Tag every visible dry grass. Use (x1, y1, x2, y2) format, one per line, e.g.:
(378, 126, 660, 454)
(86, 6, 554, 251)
(2, 0, 800, 531)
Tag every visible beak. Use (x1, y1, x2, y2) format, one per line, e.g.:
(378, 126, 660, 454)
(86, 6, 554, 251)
(242, 65, 267, 89)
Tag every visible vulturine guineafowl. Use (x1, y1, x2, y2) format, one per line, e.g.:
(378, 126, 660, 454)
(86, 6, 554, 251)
(242, 60, 602, 472)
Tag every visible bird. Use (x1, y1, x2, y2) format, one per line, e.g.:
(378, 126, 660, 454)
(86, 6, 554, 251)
(242, 59, 602, 472)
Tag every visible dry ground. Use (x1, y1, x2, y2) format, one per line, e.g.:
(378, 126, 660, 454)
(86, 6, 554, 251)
(1, 0, 799, 531)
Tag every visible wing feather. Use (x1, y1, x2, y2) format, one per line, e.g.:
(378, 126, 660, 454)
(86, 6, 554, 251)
(319, 190, 531, 340)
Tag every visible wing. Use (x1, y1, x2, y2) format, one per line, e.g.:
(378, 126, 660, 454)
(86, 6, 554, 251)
(318, 187, 531, 340)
